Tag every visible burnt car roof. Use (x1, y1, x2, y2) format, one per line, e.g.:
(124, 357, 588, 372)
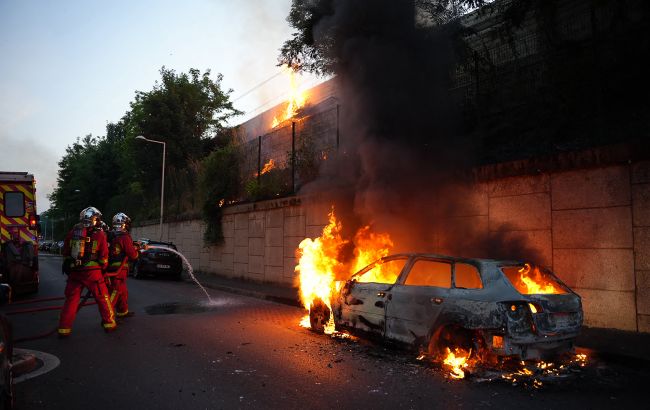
(379, 253, 523, 266)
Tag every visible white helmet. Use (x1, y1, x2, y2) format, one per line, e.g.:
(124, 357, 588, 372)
(112, 212, 132, 232)
(79, 207, 102, 228)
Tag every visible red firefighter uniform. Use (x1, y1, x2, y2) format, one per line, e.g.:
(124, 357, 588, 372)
(58, 225, 116, 336)
(107, 231, 138, 317)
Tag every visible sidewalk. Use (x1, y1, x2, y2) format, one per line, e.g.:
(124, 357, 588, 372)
(187, 271, 650, 363)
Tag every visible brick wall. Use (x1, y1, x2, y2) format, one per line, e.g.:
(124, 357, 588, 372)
(133, 161, 650, 332)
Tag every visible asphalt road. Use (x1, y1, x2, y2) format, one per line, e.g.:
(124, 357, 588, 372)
(3, 255, 650, 409)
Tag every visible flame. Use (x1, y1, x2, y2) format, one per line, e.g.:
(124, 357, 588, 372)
(518, 264, 566, 294)
(351, 226, 393, 272)
(253, 159, 277, 178)
(295, 210, 347, 321)
(272, 65, 308, 128)
(443, 347, 471, 379)
(295, 208, 394, 333)
(261, 159, 276, 175)
(502, 263, 567, 295)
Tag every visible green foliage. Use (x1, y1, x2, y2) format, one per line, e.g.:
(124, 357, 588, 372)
(290, 133, 320, 185)
(129, 67, 241, 194)
(200, 139, 241, 244)
(244, 168, 293, 202)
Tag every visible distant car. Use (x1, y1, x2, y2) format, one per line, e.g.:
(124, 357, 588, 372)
(309, 253, 583, 361)
(48, 241, 63, 254)
(131, 239, 183, 280)
(38, 241, 50, 251)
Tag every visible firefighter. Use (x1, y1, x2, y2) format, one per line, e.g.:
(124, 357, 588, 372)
(107, 212, 138, 318)
(58, 207, 116, 337)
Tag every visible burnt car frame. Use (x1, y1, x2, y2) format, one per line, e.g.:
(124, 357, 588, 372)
(310, 253, 583, 361)
(131, 239, 183, 280)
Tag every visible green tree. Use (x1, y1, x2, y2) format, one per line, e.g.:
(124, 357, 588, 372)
(125, 67, 241, 219)
(129, 67, 241, 172)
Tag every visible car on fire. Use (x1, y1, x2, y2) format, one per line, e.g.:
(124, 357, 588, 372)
(309, 253, 583, 361)
(130, 239, 183, 280)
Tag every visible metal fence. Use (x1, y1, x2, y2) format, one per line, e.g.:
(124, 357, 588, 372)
(237, 104, 339, 200)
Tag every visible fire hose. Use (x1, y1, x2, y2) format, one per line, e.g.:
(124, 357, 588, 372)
(7, 290, 95, 343)
(5, 258, 130, 343)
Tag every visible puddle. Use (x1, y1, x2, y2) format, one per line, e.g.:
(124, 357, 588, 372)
(145, 299, 240, 315)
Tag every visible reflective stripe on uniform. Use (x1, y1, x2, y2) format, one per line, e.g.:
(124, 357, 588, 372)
(103, 321, 117, 329)
(116, 311, 130, 317)
(58, 328, 72, 335)
(104, 294, 115, 324)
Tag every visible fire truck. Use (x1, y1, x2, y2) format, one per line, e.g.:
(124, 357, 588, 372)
(0, 172, 39, 294)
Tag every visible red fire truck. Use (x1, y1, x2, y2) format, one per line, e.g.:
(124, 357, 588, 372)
(0, 172, 39, 294)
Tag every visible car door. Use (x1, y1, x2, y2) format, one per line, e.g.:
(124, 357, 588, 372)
(339, 257, 408, 337)
(385, 257, 452, 345)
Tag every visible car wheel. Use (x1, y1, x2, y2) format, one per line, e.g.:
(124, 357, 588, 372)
(132, 264, 143, 280)
(309, 299, 331, 334)
(172, 271, 182, 281)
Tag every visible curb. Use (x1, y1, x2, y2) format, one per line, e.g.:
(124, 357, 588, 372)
(11, 353, 38, 377)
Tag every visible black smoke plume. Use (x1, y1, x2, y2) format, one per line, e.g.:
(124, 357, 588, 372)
(295, 0, 541, 264)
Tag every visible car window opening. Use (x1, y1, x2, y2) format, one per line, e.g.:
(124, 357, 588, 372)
(356, 258, 406, 284)
(404, 260, 451, 288)
(501, 263, 568, 295)
(454, 263, 483, 289)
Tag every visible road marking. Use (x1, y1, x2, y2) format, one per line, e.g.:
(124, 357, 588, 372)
(12, 348, 60, 384)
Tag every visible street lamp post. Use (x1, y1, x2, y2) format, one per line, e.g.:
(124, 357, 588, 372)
(136, 136, 166, 240)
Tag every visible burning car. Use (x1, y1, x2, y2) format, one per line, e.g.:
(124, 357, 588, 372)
(309, 253, 582, 361)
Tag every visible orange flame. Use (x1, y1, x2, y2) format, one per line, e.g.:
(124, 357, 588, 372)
(272, 65, 307, 128)
(295, 209, 394, 332)
(443, 347, 471, 379)
(295, 210, 347, 316)
(253, 159, 277, 177)
(502, 263, 567, 295)
(518, 264, 565, 294)
(260, 159, 276, 175)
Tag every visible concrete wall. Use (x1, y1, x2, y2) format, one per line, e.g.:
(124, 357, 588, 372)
(133, 162, 650, 332)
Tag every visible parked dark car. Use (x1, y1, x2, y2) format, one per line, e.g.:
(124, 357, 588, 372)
(131, 239, 183, 280)
(310, 253, 583, 361)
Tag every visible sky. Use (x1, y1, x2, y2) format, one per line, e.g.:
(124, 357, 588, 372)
(0, 0, 321, 211)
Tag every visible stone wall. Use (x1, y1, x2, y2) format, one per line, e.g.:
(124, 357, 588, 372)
(133, 161, 650, 332)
